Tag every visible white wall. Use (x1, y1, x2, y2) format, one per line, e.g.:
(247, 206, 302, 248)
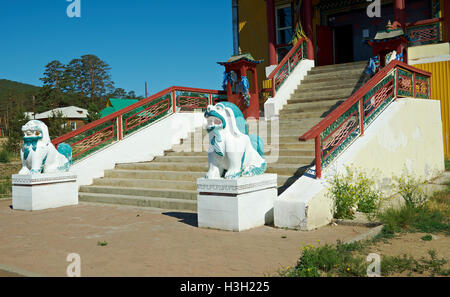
(275, 98, 445, 230)
(71, 112, 205, 187)
(264, 59, 315, 119)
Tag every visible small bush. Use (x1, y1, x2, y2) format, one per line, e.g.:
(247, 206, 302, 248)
(328, 167, 382, 219)
(395, 174, 428, 208)
(0, 150, 11, 163)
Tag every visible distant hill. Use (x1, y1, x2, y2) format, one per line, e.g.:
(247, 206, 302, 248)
(0, 79, 41, 111)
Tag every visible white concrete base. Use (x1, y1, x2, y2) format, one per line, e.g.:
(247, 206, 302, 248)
(197, 174, 277, 232)
(12, 172, 78, 211)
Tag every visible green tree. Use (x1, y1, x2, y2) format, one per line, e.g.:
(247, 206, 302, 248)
(5, 109, 29, 155)
(85, 103, 101, 123)
(48, 111, 71, 139)
(40, 60, 65, 91)
(80, 55, 114, 99)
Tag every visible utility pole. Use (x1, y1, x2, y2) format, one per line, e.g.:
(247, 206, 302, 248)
(145, 81, 148, 98)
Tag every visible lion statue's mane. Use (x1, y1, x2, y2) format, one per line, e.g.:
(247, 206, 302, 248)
(19, 120, 72, 174)
(204, 102, 266, 179)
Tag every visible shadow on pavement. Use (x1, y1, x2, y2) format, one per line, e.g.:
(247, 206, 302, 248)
(162, 212, 198, 227)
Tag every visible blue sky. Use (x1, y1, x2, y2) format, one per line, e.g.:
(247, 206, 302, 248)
(0, 0, 233, 96)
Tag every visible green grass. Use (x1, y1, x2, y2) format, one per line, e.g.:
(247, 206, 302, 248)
(445, 159, 450, 171)
(279, 193, 450, 278)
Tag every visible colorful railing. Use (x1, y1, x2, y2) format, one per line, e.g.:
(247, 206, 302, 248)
(52, 86, 226, 163)
(262, 38, 307, 97)
(299, 60, 431, 179)
(406, 18, 444, 47)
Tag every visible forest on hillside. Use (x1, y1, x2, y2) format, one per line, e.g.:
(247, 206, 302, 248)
(0, 54, 143, 155)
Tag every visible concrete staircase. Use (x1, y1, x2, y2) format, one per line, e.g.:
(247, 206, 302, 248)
(79, 61, 369, 211)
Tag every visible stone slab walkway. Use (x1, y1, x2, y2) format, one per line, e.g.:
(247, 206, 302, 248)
(0, 200, 370, 277)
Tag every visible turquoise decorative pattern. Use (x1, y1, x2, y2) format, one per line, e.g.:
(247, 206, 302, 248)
(321, 101, 360, 167)
(176, 91, 209, 111)
(407, 21, 442, 47)
(66, 118, 118, 163)
(363, 71, 396, 127)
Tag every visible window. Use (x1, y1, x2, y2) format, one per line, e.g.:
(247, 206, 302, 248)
(70, 121, 77, 130)
(275, 4, 293, 62)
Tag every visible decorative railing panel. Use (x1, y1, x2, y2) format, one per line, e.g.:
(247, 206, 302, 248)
(397, 68, 414, 98)
(52, 86, 226, 163)
(65, 118, 118, 163)
(299, 61, 431, 179)
(176, 91, 209, 112)
(123, 93, 172, 136)
(414, 74, 431, 99)
(363, 70, 396, 127)
(406, 18, 443, 47)
(321, 101, 360, 168)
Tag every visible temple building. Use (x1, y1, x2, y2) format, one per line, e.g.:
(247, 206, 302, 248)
(234, 0, 450, 157)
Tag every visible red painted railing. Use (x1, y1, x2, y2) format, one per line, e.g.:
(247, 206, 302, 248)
(406, 18, 444, 47)
(262, 38, 307, 97)
(52, 86, 227, 163)
(299, 60, 432, 179)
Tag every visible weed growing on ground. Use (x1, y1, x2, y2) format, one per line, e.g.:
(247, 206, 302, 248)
(97, 241, 108, 246)
(0, 176, 11, 198)
(328, 167, 382, 219)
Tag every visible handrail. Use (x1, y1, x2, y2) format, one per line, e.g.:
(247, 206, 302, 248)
(406, 17, 443, 28)
(267, 37, 306, 80)
(52, 86, 226, 162)
(299, 60, 432, 179)
(263, 38, 307, 97)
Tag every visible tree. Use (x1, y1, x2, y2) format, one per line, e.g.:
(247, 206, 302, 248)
(85, 103, 101, 123)
(4, 109, 29, 155)
(112, 88, 127, 98)
(80, 55, 114, 100)
(48, 111, 71, 139)
(40, 60, 65, 91)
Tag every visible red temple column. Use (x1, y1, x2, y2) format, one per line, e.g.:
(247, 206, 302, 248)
(302, 0, 314, 60)
(266, 0, 277, 65)
(445, 0, 450, 42)
(394, 0, 406, 28)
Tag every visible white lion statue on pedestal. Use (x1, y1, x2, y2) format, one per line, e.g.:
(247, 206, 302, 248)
(19, 120, 72, 174)
(204, 102, 266, 179)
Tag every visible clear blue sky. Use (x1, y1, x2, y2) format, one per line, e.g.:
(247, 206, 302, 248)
(0, 0, 233, 96)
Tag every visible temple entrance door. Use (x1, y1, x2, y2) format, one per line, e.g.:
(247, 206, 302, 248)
(316, 25, 333, 66)
(334, 24, 354, 64)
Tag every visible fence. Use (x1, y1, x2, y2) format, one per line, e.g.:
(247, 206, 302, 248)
(52, 87, 226, 163)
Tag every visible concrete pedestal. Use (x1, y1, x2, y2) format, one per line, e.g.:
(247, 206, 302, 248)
(197, 174, 277, 232)
(12, 172, 78, 211)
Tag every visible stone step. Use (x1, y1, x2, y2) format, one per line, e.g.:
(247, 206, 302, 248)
(114, 161, 312, 176)
(291, 87, 355, 100)
(105, 169, 205, 181)
(281, 99, 344, 114)
(281, 111, 326, 120)
(294, 81, 363, 93)
(303, 68, 365, 82)
(79, 185, 198, 200)
(92, 177, 198, 191)
(153, 154, 314, 165)
(164, 148, 315, 157)
(79, 192, 198, 211)
(310, 61, 367, 72)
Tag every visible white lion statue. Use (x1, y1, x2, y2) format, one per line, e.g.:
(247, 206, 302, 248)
(19, 120, 72, 174)
(204, 102, 266, 179)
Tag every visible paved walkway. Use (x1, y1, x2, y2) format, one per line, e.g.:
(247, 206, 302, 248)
(0, 200, 370, 277)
